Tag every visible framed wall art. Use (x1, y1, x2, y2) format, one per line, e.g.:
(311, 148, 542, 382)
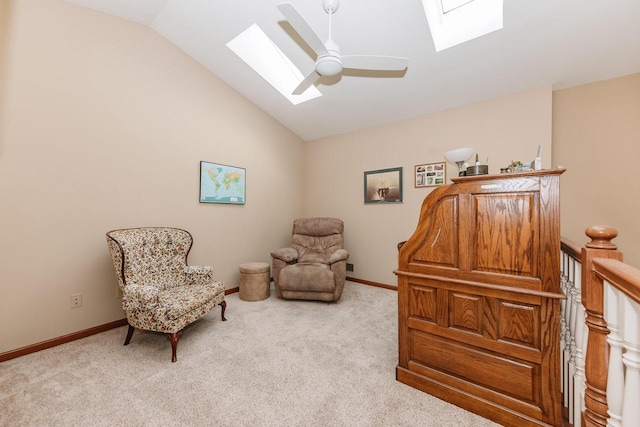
(199, 161, 246, 205)
(364, 167, 403, 204)
(415, 162, 446, 187)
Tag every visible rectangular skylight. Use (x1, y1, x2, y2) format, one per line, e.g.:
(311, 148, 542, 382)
(422, 0, 503, 52)
(227, 24, 321, 105)
(441, 0, 474, 14)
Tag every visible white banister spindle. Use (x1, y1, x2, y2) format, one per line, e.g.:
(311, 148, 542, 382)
(560, 248, 588, 425)
(564, 257, 576, 409)
(568, 258, 579, 422)
(560, 251, 569, 406)
(621, 295, 640, 427)
(560, 251, 569, 396)
(604, 283, 624, 427)
(560, 246, 595, 426)
(560, 252, 569, 364)
(573, 261, 585, 427)
(565, 257, 574, 342)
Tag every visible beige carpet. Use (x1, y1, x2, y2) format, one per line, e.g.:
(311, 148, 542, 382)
(1, 282, 499, 427)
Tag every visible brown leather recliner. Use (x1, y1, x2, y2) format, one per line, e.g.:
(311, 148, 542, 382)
(270, 218, 349, 302)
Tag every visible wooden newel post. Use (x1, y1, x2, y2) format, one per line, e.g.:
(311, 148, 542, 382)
(581, 225, 623, 427)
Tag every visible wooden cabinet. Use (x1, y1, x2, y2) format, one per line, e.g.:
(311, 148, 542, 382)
(395, 168, 566, 427)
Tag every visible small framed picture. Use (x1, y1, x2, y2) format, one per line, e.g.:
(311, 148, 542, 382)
(415, 162, 446, 187)
(364, 167, 403, 204)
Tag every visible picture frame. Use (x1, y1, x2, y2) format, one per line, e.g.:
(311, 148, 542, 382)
(364, 167, 403, 204)
(415, 162, 446, 187)
(199, 161, 246, 205)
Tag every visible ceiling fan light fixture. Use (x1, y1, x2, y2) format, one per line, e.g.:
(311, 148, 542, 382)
(316, 55, 342, 76)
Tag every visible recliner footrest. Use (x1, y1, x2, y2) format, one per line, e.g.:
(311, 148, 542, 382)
(279, 263, 335, 293)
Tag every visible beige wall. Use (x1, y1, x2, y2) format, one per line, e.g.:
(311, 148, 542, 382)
(305, 87, 552, 286)
(553, 73, 640, 267)
(2, 0, 638, 356)
(0, 0, 305, 353)
(0, 0, 13, 154)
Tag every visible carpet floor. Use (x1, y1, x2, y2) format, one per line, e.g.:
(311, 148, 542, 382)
(1, 282, 499, 426)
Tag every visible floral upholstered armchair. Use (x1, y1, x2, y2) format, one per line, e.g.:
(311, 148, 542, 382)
(271, 218, 349, 302)
(106, 227, 226, 362)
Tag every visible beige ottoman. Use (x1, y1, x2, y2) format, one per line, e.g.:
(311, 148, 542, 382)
(239, 262, 270, 301)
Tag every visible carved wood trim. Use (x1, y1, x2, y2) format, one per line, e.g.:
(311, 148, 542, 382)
(394, 270, 565, 299)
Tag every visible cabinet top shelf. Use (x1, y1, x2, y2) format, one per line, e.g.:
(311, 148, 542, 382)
(450, 166, 566, 184)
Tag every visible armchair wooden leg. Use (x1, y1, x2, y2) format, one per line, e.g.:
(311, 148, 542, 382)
(124, 325, 134, 346)
(220, 300, 227, 321)
(168, 332, 179, 363)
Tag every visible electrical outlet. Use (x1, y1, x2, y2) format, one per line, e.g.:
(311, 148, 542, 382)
(70, 293, 82, 308)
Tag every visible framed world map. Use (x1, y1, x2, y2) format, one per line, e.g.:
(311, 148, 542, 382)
(199, 161, 246, 205)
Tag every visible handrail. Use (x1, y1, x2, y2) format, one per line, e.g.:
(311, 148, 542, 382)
(561, 237, 582, 261)
(592, 258, 640, 305)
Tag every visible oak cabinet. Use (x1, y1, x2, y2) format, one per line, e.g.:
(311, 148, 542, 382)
(396, 168, 566, 427)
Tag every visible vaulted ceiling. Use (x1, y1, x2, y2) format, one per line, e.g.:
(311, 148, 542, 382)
(66, 0, 640, 141)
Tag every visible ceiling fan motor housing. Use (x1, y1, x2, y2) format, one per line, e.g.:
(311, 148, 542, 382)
(322, 0, 339, 14)
(316, 38, 342, 76)
(316, 53, 342, 76)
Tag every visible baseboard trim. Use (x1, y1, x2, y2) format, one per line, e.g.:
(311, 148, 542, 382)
(1, 282, 382, 363)
(347, 276, 397, 291)
(0, 318, 129, 363)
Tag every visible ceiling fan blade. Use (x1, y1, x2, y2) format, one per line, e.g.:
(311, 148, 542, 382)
(277, 3, 328, 57)
(292, 70, 320, 95)
(341, 55, 408, 72)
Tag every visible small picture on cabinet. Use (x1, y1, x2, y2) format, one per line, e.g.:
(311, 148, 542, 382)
(415, 162, 446, 187)
(364, 167, 403, 204)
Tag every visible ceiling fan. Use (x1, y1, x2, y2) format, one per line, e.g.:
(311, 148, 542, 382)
(277, 0, 409, 95)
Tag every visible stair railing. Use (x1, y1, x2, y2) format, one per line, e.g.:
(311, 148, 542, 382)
(561, 226, 640, 427)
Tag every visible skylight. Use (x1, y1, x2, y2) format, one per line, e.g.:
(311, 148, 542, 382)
(441, 0, 474, 14)
(227, 24, 322, 105)
(422, 0, 503, 52)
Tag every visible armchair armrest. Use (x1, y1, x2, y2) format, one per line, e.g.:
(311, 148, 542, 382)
(185, 265, 214, 285)
(122, 283, 159, 310)
(329, 249, 349, 264)
(270, 247, 298, 263)
(271, 247, 298, 292)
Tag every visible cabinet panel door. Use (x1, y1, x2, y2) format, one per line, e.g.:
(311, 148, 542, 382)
(473, 193, 538, 277)
(408, 284, 437, 323)
(410, 331, 539, 403)
(449, 291, 483, 335)
(497, 300, 541, 349)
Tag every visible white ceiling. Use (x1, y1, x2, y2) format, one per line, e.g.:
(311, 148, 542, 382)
(65, 0, 640, 141)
